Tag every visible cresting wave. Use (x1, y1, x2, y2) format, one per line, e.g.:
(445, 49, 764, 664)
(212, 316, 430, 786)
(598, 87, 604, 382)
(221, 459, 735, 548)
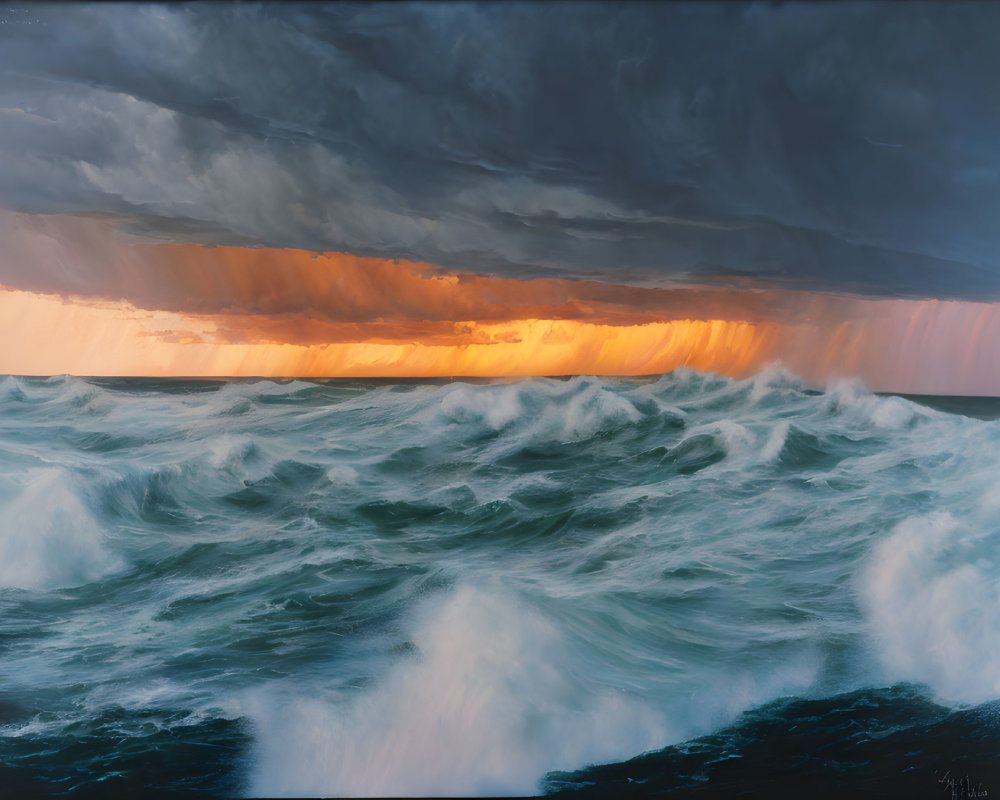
(0, 369, 998, 796)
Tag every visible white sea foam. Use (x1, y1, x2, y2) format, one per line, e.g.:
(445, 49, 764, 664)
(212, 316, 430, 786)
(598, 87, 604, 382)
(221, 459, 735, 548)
(249, 585, 677, 797)
(868, 396, 917, 429)
(432, 378, 644, 442)
(860, 512, 1000, 705)
(0, 470, 124, 590)
(326, 464, 360, 485)
(247, 379, 318, 396)
(435, 382, 526, 430)
(207, 434, 264, 478)
(709, 419, 754, 455)
(215, 379, 317, 400)
(746, 363, 804, 405)
(202, 379, 314, 417)
(827, 378, 918, 429)
(0, 375, 28, 402)
(759, 421, 790, 463)
(554, 379, 643, 440)
(249, 582, 822, 798)
(49, 377, 113, 415)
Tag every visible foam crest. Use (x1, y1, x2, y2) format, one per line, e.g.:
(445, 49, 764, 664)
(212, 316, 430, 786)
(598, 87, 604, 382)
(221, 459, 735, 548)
(436, 382, 526, 430)
(205, 386, 256, 417)
(646, 366, 718, 396)
(868, 396, 917, 429)
(201, 379, 316, 418)
(710, 419, 753, 454)
(860, 513, 1000, 705)
(240, 379, 318, 397)
(38, 377, 114, 415)
(325, 464, 360, 485)
(208, 434, 261, 475)
(759, 421, 790, 463)
(433, 378, 644, 441)
(94, 462, 187, 521)
(553, 379, 643, 440)
(250, 585, 675, 797)
(0, 375, 28, 402)
(745, 363, 807, 405)
(827, 378, 918, 429)
(0, 470, 125, 590)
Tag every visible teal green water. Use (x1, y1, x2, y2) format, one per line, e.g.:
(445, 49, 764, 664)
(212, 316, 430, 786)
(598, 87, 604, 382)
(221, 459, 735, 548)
(0, 369, 998, 796)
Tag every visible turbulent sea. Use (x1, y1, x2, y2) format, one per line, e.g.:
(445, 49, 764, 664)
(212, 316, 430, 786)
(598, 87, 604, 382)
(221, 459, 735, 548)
(1, 369, 999, 798)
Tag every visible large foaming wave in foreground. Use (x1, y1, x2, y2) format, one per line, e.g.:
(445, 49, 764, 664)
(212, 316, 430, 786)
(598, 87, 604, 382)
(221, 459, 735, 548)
(0, 369, 998, 796)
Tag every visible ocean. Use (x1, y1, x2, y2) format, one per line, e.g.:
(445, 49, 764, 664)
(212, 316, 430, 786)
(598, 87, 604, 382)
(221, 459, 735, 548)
(0, 369, 997, 798)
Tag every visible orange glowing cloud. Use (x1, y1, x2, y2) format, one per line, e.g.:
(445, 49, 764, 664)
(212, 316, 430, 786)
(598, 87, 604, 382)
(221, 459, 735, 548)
(0, 289, 778, 379)
(3, 286, 1000, 395)
(3, 210, 1000, 394)
(0, 209, 831, 337)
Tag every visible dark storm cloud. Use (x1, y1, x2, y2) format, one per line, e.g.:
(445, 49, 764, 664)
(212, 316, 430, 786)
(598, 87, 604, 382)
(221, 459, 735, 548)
(1, 2, 1000, 299)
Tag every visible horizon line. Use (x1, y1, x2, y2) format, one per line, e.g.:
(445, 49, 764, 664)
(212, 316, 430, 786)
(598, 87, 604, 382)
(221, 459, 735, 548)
(6, 372, 1000, 401)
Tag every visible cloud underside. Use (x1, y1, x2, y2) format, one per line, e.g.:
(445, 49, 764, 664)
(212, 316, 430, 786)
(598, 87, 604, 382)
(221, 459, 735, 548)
(2, 209, 1000, 395)
(2, 3, 1000, 300)
(4, 281, 1000, 396)
(3, 210, 873, 343)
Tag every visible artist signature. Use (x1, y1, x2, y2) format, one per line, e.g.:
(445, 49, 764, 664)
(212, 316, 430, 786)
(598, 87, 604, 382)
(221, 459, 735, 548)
(937, 771, 989, 799)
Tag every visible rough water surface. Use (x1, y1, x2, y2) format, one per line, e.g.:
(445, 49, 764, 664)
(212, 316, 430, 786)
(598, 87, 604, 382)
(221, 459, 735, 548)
(0, 370, 998, 797)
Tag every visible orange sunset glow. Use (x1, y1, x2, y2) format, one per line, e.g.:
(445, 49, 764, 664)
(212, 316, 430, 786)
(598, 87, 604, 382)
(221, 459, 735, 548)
(0, 288, 778, 379)
(4, 211, 1000, 393)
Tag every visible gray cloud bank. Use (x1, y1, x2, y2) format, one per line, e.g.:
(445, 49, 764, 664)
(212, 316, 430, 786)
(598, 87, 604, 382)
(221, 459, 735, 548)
(2, 2, 1000, 300)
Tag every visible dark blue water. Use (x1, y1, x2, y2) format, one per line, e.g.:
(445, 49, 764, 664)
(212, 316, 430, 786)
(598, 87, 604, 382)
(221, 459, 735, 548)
(0, 369, 997, 797)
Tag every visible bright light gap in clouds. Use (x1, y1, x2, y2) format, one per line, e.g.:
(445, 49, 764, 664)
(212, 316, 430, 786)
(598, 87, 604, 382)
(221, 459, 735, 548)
(2, 210, 1000, 394)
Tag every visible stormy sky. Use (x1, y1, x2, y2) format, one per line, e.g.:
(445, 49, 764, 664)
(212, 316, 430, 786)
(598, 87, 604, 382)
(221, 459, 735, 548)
(3, 1, 1000, 301)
